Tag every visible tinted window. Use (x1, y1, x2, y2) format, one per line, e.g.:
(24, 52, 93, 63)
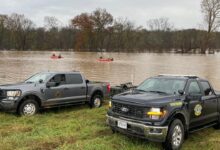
(49, 74, 66, 85)
(201, 81, 213, 96)
(66, 74, 83, 84)
(188, 81, 201, 94)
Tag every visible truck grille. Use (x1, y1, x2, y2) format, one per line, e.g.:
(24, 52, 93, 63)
(112, 102, 145, 118)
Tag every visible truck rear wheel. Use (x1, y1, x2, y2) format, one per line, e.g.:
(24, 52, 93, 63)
(91, 94, 103, 108)
(163, 119, 184, 150)
(213, 119, 220, 129)
(18, 99, 39, 116)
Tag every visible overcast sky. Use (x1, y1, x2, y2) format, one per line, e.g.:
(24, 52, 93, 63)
(0, 0, 203, 29)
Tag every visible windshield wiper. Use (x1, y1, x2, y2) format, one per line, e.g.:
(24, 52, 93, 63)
(148, 90, 168, 94)
(25, 81, 34, 84)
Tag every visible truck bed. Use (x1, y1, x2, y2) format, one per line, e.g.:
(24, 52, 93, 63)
(87, 81, 110, 98)
(215, 91, 220, 97)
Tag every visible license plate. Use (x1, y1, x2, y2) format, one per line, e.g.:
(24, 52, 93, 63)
(117, 120, 127, 129)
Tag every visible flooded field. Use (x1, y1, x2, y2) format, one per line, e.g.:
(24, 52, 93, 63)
(0, 51, 220, 89)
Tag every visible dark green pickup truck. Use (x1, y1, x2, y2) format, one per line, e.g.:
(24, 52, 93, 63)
(107, 75, 220, 150)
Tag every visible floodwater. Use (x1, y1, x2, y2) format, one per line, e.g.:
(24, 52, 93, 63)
(0, 51, 220, 89)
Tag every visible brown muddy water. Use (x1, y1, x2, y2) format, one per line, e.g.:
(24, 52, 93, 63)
(0, 51, 220, 89)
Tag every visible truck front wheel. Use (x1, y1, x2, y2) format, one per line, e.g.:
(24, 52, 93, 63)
(18, 99, 39, 116)
(163, 119, 185, 150)
(90, 94, 103, 108)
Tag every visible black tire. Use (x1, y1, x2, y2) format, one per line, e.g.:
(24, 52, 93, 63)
(111, 128, 116, 133)
(163, 119, 185, 150)
(213, 119, 220, 129)
(90, 94, 103, 108)
(18, 99, 39, 116)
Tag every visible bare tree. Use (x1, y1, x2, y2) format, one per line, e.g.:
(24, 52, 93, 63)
(147, 17, 174, 31)
(201, 0, 220, 32)
(44, 16, 61, 30)
(0, 15, 8, 49)
(201, 0, 220, 53)
(91, 8, 113, 50)
(6, 13, 34, 50)
(44, 16, 62, 49)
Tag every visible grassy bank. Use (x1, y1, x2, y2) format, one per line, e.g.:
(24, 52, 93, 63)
(0, 103, 220, 150)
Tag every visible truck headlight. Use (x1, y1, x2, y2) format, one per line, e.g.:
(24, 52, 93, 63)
(7, 90, 21, 97)
(109, 101, 112, 108)
(147, 108, 166, 120)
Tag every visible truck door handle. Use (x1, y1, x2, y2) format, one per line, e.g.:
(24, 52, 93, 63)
(81, 87, 85, 89)
(211, 99, 217, 103)
(64, 88, 69, 90)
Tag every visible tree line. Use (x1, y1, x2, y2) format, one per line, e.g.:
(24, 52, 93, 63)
(0, 0, 220, 53)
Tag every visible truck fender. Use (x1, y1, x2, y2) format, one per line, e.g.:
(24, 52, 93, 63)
(18, 92, 43, 107)
(90, 89, 104, 100)
(166, 109, 189, 132)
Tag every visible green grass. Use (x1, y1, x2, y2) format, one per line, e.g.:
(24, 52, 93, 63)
(0, 102, 220, 150)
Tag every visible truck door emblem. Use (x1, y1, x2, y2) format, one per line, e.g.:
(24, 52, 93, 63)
(194, 104, 202, 116)
(121, 107, 129, 112)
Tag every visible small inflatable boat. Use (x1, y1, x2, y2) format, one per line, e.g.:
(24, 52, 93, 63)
(50, 56, 63, 59)
(97, 58, 114, 62)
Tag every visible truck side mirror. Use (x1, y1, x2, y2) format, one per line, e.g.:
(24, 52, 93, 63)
(204, 88, 212, 96)
(178, 90, 184, 95)
(46, 82, 56, 88)
(39, 79, 43, 83)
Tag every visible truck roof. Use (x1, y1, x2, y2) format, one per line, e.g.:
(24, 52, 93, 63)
(158, 74, 199, 79)
(40, 71, 80, 74)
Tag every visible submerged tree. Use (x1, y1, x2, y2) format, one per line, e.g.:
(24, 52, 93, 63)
(201, 0, 220, 53)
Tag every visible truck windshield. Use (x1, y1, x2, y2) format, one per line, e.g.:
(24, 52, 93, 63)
(25, 73, 52, 83)
(136, 78, 186, 94)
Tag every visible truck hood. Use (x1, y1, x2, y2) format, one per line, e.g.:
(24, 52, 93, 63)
(0, 83, 38, 90)
(112, 90, 180, 107)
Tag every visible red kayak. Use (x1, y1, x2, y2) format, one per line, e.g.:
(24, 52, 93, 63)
(97, 58, 114, 62)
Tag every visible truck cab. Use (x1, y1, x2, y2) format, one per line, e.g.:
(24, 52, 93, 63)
(107, 75, 220, 150)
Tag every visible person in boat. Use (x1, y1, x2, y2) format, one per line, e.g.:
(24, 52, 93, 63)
(110, 58, 114, 61)
(99, 56, 103, 59)
(52, 53, 56, 57)
(58, 54, 62, 58)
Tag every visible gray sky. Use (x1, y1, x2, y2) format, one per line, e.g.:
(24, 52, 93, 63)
(0, 0, 203, 29)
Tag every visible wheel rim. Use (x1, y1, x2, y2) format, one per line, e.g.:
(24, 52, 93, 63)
(23, 103, 36, 115)
(94, 97, 101, 107)
(172, 125, 183, 147)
